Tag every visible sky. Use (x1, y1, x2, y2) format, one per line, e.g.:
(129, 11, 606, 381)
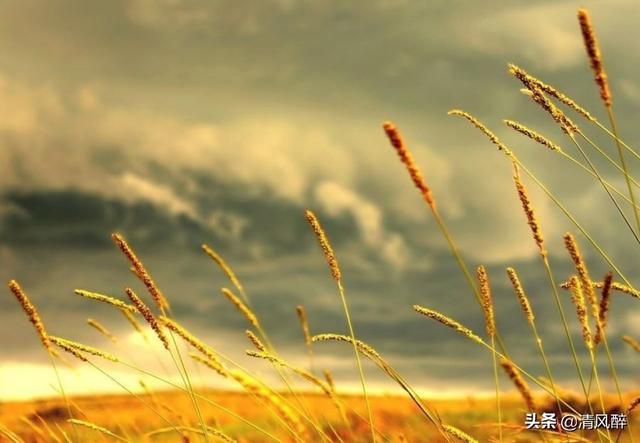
(2, 0, 640, 401)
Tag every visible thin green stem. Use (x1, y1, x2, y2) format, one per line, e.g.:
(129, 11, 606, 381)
(568, 135, 640, 245)
(337, 281, 376, 443)
(430, 208, 512, 358)
(529, 321, 564, 423)
(490, 335, 503, 442)
(540, 254, 592, 410)
(48, 352, 78, 443)
(514, 158, 631, 286)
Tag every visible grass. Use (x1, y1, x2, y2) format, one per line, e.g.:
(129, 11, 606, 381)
(4, 5, 640, 443)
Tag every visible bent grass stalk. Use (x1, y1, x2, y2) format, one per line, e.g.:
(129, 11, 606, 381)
(311, 332, 451, 442)
(413, 305, 614, 442)
(207, 248, 325, 437)
(164, 317, 335, 442)
(383, 118, 513, 359)
(7, 280, 79, 442)
(451, 112, 593, 409)
(516, 163, 594, 419)
(565, 234, 630, 439)
(506, 121, 640, 214)
(304, 209, 375, 442)
(506, 267, 563, 419)
(218, 287, 330, 440)
(577, 8, 640, 237)
(477, 266, 502, 442)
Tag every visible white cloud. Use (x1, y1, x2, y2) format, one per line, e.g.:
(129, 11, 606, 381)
(118, 172, 198, 218)
(459, 3, 583, 71)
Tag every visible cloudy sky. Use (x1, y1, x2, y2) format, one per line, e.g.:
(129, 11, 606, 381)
(2, 0, 640, 400)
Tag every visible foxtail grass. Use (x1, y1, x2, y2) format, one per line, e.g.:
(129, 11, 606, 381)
(304, 209, 375, 441)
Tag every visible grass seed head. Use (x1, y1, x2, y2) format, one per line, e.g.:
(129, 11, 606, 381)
(564, 233, 599, 324)
(448, 110, 512, 157)
(304, 209, 342, 281)
(8, 280, 51, 351)
(568, 276, 593, 350)
(514, 165, 546, 256)
(245, 330, 267, 352)
(506, 267, 534, 323)
(75, 289, 137, 313)
(413, 305, 483, 345)
(383, 120, 436, 208)
(202, 244, 245, 297)
(500, 358, 536, 411)
(476, 265, 496, 337)
(443, 425, 479, 443)
(221, 287, 259, 328)
(504, 120, 562, 152)
(594, 272, 613, 345)
(508, 63, 595, 121)
(578, 8, 612, 108)
(296, 305, 312, 348)
(112, 233, 170, 311)
(125, 288, 169, 350)
(87, 318, 117, 343)
(623, 336, 640, 353)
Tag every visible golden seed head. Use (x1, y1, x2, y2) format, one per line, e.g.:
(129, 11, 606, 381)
(508, 63, 595, 121)
(125, 288, 169, 350)
(448, 110, 513, 157)
(500, 357, 536, 411)
(87, 318, 117, 343)
(382, 120, 436, 208)
(596, 280, 640, 299)
(120, 308, 144, 335)
(52, 339, 88, 362)
(112, 233, 170, 311)
(506, 267, 534, 323)
(577, 8, 612, 108)
(296, 305, 312, 348)
(442, 425, 479, 443)
(50, 336, 119, 362)
(476, 266, 495, 337)
(623, 336, 640, 353)
(67, 419, 125, 441)
(628, 396, 640, 414)
(413, 305, 483, 344)
(190, 352, 228, 378)
(564, 233, 599, 322)
(160, 316, 219, 361)
(504, 120, 562, 152)
(221, 287, 259, 328)
(311, 333, 382, 360)
(202, 244, 245, 297)
(75, 289, 137, 313)
(594, 272, 613, 345)
(526, 85, 580, 135)
(323, 369, 336, 391)
(245, 330, 267, 352)
(569, 276, 592, 350)
(304, 209, 342, 281)
(8, 280, 51, 351)
(513, 166, 546, 256)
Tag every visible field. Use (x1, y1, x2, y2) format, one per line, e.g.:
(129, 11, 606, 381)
(3, 5, 640, 443)
(2, 391, 614, 442)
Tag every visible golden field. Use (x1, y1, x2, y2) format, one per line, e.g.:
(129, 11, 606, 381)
(4, 391, 628, 442)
